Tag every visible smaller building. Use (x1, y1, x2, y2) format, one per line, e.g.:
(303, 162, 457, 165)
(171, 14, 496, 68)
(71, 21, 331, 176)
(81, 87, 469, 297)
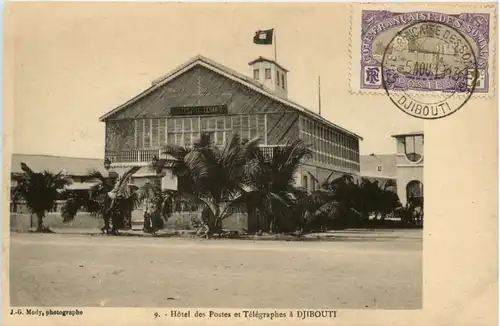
(360, 153, 397, 193)
(391, 131, 424, 206)
(10, 154, 106, 212)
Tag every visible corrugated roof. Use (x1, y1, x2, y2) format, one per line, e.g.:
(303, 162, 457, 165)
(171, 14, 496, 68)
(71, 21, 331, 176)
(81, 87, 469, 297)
(360, 154, 397, 179)
(11, 154, 106, 176)
(99, 55, 362, 140)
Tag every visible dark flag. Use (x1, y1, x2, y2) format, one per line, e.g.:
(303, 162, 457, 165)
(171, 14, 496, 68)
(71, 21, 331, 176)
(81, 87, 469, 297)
(253, 29, 274, 45)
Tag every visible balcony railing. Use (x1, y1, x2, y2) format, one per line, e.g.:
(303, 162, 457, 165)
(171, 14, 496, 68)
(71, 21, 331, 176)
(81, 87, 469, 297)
(105, 149, 162, 163)
(105, 146, 284, 164)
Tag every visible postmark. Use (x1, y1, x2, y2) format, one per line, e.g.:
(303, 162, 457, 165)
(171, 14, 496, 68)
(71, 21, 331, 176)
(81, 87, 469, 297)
(358, 11, 491, 95)
(381, 20, 478, 119)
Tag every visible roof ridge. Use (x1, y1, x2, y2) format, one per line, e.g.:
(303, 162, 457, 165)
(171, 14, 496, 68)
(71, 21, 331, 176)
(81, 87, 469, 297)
(12, 153, 104, 160)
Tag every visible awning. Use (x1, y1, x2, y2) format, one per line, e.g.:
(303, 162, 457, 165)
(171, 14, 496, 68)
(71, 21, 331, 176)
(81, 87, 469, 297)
(130, 166, 160, 177)
(66, 182, 99, 191)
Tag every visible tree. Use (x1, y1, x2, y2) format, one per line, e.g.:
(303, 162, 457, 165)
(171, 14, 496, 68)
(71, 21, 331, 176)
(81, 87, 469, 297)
(61, 166, 141, 234)
(293, 188, 338, 232)
(240, 139, 313, 233)
(12, 162, 71, 232)
(155, 133, 261, 237)
(135, 182, 188, 234)
(378, 179, 401, 220)
(321, 174, 363, 228)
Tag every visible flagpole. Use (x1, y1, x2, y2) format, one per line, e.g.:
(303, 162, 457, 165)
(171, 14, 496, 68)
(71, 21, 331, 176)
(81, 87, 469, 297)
(318, 76, 322, 116)
(273, 29, 277, 62)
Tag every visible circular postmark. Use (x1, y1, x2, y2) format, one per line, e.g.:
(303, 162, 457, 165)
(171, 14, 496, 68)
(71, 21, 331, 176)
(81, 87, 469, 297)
(381, 20, 479, 120)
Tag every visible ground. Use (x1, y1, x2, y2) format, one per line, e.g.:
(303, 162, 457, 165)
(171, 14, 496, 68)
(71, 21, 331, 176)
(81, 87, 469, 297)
(10, 229, 422, 309)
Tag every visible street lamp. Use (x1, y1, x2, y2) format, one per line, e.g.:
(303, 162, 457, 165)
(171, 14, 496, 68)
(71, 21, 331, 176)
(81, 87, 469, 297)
(152, 155, 163, 174)
(104, 158, 112, 171)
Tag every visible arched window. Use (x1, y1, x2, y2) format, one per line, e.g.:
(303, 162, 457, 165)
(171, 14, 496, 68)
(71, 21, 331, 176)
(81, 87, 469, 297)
(404, 135, 424, 163)
(406, 180, 424, 203)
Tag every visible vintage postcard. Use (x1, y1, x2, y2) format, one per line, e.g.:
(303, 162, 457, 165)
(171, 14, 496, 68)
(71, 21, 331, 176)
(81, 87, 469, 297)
(3, 2, 498, 326)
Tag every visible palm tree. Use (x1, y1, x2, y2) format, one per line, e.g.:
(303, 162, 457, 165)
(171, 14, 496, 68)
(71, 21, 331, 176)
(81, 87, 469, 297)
(293, 188, 338, 233)
(240, 139, 312, 233)
(12, 162, 71, 232)
(377, 179, 401, 220)
(154, 133, 260, 237)
(135, 182, 188, 234)
(321, 174, 363, 228)
(61, 166, 141, 234)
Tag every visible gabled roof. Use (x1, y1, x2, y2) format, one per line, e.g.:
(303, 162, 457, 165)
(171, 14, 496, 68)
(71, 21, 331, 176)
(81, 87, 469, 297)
(11, 154, 106, 176)
(99, 55, 362, 140)
(248, 56, 289, 72)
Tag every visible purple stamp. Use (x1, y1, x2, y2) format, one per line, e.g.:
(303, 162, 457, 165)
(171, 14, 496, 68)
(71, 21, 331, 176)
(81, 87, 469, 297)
(360, 11, 490, 94)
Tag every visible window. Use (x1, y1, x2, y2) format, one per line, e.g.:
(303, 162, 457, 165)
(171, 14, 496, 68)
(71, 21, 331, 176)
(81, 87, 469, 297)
(253, 69, 260, 80)
(303, 175, 308, 190)
(159, 119, 166, 146)
(184, 133, 192, 147)
(216, 131, 224, 145)
(175, 119, 182, 132)
(404, 135, 424, 163)
(276, 71, 280, 86)
(161, 115, 266, 148)
(216, 117, 225, 130)
(144, 120, 151, 148)
(183, 118, 191, 131)
(281, 73, 285, 88)
(201, 117, 209, 130)
(377, 166, 383, 172)
(209, 118, 216, 130)
(265, 68, 271, 79)
(152, 119, 159, 147)
(136, 120, 144, 148)
(258, 115, 266, 144)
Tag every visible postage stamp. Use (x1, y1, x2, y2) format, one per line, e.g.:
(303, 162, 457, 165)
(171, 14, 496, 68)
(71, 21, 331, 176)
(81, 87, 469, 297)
(350, 7, 496, 97)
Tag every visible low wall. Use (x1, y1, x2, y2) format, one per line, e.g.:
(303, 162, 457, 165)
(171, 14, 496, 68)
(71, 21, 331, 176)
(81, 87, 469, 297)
(11, 211, 248, 232)
(11, 213, 104, 232)
(132, 209, 247, 230)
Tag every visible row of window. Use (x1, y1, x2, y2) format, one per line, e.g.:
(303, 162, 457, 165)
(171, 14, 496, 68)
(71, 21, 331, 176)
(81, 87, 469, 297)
(108, 113, 360, 171)
(135, 115, 267, 148)
(301, 116, 358, 150)
(253, 68, 286, 89)
(301, 133, 359, 162)
(309, 151, 360, 171)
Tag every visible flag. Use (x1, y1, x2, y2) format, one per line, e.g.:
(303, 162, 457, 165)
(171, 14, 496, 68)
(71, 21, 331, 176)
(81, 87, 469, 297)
(253, 29, 274, 45)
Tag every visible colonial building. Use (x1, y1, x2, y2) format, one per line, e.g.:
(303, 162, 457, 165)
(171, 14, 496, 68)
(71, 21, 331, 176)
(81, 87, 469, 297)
(100, 55, 362, 187)
(99, 55, 363, 228)
(391, 131, 424, 206)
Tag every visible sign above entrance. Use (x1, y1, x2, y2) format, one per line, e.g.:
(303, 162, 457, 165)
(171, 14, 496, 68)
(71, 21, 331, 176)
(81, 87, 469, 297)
(170, 105, 228, 116)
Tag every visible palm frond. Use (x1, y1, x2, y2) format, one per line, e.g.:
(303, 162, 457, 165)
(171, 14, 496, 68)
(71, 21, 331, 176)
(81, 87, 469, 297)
(19, 162, 35, 176)
(81, 170, 108, 184)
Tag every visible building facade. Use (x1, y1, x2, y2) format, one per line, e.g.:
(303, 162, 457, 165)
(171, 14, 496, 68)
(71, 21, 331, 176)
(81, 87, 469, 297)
(391, 131, 424, 206)
(360, 153, 398, 193)
(99, 55, 363, 228)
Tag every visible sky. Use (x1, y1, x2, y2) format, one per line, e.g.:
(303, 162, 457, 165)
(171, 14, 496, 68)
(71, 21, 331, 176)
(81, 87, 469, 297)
(9, 2, 423, 159)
